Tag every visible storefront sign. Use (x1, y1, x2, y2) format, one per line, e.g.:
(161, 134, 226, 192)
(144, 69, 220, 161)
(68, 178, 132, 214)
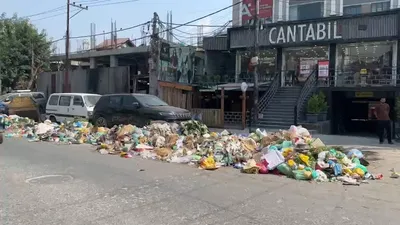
(241, 0, 273, 25)
(318, 61, 329, 78)
(267, 21, 342, 44)
(355, 92, 374, 98)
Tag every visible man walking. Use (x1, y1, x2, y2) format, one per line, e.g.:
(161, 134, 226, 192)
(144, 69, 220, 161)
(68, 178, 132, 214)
(374, 98, 393, 144)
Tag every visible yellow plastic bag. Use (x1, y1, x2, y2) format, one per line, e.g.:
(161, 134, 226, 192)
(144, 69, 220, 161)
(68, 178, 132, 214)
(200, 155, 217, 170)
(287, 159, 296, 168)
(353, 168, 365, 177)
(282, 148, 293, 158)
(299, 154, 310, 166)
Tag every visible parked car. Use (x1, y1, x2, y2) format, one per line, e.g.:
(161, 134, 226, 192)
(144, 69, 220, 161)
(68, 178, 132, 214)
(46, 93, 101, 123)
(92, 93, 191, 127)
(7, 95, 41, 121)
(0, 91, 47, 113)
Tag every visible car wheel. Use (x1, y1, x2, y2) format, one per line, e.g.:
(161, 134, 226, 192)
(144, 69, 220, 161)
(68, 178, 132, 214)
(0, 134, 3, 144)
(95, 116, 108, 127)
(49, 115, 57, 123)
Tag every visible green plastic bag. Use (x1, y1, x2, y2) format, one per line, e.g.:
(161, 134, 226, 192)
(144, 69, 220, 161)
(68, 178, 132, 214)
(277, 163, 293, 177)
(292, 170, 311, 180)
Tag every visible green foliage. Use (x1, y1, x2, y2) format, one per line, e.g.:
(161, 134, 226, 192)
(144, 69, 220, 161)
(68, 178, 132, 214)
(395, 96, 400, 120)
(317, 91, 328, 112)
(307, 94, 321, 114)
(0, 13, 53, 90)
(307, 92, 328, 114)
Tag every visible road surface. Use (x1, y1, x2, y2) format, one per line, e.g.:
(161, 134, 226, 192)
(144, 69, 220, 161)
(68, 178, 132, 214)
(1, 139, 399, 225)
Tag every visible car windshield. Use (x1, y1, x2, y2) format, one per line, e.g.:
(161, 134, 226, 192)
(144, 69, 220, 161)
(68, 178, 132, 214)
(135, 95, 168, 106)
(84, 95, 101, 107)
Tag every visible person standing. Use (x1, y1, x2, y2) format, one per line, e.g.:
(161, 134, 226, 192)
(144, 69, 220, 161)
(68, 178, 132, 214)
(374, 98, 393, 144)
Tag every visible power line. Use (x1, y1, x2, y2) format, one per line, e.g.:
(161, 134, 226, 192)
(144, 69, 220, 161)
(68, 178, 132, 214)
(71, 21, 149, 39)
(31, 9, 80, 22)
(160, 22, 229, 28)
(22, 6, 66, 18)
(87, 0, 139, 7)
(52, 2, 240, 52)
(29, 0, 140, 22)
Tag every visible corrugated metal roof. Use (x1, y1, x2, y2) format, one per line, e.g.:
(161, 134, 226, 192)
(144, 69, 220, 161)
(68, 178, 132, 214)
(203, 36, 228, 51)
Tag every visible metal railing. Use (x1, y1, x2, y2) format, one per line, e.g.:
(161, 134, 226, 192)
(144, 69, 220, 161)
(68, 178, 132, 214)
(294, 70, 318, 124)
(318, 68, 400, 87)
(258, 72, 280, 112)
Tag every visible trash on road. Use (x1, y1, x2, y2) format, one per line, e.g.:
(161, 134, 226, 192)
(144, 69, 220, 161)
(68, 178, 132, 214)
(2, 115, 383, 185)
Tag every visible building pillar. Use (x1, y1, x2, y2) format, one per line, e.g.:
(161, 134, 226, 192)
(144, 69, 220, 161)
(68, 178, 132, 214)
(390, 0, 399, 9)
(90, 57, 96, 69)
(338, 0, 343, 16)
(329, 43, 336, 87)
(394, 40, 399, 85)
(284, 0, 289, 21)
(110, 55, 118, 67)
(275, 47, 282, 86)
(235, 51, 241, 83)
(278, 0, 284, 21)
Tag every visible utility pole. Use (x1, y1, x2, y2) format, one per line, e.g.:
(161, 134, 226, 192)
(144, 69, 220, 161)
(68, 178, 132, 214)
(31, 42, 34, 90)
(64, 0, 88, 93)
(253, 0, 260, 128)
(149, 12, 160, 96)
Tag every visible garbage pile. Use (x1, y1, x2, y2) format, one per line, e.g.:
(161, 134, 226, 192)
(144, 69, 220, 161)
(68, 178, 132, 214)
(1, 115, 381, 185)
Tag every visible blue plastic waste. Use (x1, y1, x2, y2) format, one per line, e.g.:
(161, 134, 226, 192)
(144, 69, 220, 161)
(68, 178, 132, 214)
(347, 149, 364, 159)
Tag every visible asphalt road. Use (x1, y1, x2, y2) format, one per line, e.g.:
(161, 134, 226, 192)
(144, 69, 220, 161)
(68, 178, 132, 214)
(1, 139, 400, 225)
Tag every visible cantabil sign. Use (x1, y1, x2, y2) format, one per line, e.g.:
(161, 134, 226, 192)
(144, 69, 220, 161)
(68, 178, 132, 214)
(267, 21, 342, 44)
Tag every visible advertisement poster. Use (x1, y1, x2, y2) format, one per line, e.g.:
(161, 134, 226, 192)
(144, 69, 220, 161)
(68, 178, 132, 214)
(160, 46, 195, 83)
(318, 60, 329, 78)
(241, 0, 273, 25)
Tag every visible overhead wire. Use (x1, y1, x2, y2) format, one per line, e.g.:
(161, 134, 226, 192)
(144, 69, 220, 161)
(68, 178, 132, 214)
(51, 1, 241, 52)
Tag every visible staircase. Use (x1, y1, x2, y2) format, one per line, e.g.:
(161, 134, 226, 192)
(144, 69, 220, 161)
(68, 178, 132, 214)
(258, 86, 302, 129)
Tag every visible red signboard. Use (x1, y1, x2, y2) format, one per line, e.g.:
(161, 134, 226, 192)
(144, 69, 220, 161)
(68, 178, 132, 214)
(241, 0, 273, 25)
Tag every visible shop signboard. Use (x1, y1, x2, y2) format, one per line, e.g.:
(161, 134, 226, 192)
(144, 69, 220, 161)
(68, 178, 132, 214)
(267, 21, 342, 44)
(241, 0, 273, 25)
(318, 60, 329, 78)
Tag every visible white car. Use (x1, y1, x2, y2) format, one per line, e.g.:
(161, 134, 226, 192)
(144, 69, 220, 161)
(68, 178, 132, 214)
(45, 93, 101, 123)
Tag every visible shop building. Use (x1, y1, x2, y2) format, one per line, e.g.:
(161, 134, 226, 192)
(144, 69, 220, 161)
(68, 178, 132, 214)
(204, 8, 400, 135)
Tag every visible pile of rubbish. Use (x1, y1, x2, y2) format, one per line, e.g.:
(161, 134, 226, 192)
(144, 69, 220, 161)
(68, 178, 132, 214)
(1, 114, 381, 185)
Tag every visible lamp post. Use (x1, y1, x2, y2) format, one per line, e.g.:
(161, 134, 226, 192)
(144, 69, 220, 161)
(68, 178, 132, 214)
(241, 82, 248, 130)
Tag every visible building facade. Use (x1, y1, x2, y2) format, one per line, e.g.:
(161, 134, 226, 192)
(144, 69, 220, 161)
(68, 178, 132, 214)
(232, 0, 398, 26)
(206, 6, 400, 134)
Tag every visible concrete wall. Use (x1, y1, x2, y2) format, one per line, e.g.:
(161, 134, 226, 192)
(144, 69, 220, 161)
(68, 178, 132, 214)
(38, 66, 130, 97)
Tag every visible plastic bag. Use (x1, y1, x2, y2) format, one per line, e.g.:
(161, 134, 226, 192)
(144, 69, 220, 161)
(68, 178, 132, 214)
(277, 163, 293, 177)
(298, 154, 310, 166)
(257, 159, 269, 174)
(200, 155, 217, 170)
(292, 170, 312, 180)
(347, 149, 364, 159)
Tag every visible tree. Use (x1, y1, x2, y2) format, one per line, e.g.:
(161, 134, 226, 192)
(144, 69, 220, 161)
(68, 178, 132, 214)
(0, 13, 53, 90)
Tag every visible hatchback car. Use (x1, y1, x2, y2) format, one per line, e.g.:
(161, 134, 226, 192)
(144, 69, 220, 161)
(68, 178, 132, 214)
(92, 93, 191, 127)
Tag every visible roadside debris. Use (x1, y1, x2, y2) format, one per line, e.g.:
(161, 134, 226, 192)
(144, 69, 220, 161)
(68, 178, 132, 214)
(1, 115, 383, 185)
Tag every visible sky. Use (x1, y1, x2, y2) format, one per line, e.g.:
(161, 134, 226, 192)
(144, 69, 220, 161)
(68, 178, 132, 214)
(3, 0, 232, 53)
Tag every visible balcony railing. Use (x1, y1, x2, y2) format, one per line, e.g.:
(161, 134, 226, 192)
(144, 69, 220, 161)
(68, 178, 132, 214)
(317, 68, 400, 87)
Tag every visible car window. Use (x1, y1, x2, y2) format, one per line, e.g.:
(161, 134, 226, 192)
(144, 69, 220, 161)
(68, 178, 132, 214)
(32, 93, 45, 99)
(59, 96, 71, 106)
(48, 95, 59, 105)
(109, 96, 122, 106)
(84, 95, 101, 107)
(135, 95, 168, 107)
(122, 95, 138, 106)
(73, 96, 84, 106)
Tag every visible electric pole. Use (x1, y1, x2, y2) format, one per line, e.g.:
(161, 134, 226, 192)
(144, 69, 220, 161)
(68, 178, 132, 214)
(64, 0, 88, 93)
(149, 12, 160, 96)
(253, 0, 260, 128)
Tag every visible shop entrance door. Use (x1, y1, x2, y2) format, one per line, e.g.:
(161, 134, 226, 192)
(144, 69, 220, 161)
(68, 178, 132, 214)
(281, 46, 329, 87)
